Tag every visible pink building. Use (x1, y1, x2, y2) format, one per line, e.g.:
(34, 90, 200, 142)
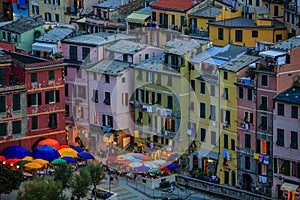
(273, 86, 300, 199)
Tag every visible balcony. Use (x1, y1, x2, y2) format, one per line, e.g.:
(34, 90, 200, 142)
(255, 62, 276, 74)
(65, 7, 78, 15)
(0, 82, 25, 93)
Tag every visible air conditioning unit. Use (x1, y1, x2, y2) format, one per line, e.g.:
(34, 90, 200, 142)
(223, 121, 229, 127)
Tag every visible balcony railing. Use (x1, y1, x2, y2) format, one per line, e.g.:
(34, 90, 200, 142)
(237, 77, 255, 87)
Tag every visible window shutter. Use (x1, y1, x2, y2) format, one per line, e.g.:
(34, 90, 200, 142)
(38, 93, 42, 105)
(37, 6, 39, 14)
(27, 95, 32, 107)
(45, 91, 49, 104)
(256, 140, 261, 153)
(58, 0, 60, 5)
(55, 90, 60, 103)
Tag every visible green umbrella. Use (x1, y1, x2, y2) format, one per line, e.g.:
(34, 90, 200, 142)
(51, 158, 67, 165)
(16, 160, 30, 166)
(148, 168, 161, 174)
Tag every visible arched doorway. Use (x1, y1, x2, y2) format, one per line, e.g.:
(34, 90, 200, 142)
(243, 173, 253, 191)
(31, 137, 46, 151)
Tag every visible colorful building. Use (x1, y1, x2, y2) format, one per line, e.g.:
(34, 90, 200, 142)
(12, 0, 29, 20)
(0, 0, 12, 21)
(208, 6, 287, 47)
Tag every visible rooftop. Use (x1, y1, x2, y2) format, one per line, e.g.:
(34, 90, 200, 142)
(188, 6, 222, 18)
(63, 32, 136, 46)
(271, 35, 300, 51)
(105, 40, 147, 54)
(87, 60, 130, 76)
(164, 39, 200, 55)
(219, 54, 260, 72)
(7, 51, 47, 64)
(0, 16, 44, 34)
(255, 6, 273, 20)
(190, 46, 227, 63)
(137, 6, 152, 14)
(208, 18, 285, 29)
(151, 0, 196, 12)
(274, 86, 300, 105)
(96, 0, 131, 9)
(214, 44, 249, 61)
(35, 27, 74, 43)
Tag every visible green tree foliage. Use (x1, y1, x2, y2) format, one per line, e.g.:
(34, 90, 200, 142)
(86, 163, 106, 189)
(0, 164, 22, 196)
(54, 163, 74, 189)
(17, 178, 67, 200)
(70, 167, 91, 200)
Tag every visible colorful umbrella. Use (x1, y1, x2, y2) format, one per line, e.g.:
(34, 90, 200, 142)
(166, 163, 179, 169)
(128, 162, 143, 168)
(171, 153, 178, 159)
(0, 155, 6, 162)
(121, 155, 135, 160)
(51, 158, 67, 165)
(61, 156, 76, 163)
(24, 162, 43, 170)
(32, 145, 60, 162)
(69, 145, 83, 153)
(159, 166, 170, 171)
(22, 156, 33, 161)
(32, 159, 49, 166)
(58, 148, 78, 158)
(137, 165, 150, 172)
(77, 152, 94, 159)
(106, 157, 117, 163)
(38, 138, 60, 150)
(140, 155, 152, 161)
(148, 168, 161, 174)
(144, 161, 158, 169)
(1, 146, 31, 159)
(5, 158, 21, 165)
(132, 153, 143, 158)
(153, 160, 167, 165)
(57, 145, 70, 150)
(16, 160, 30, 166)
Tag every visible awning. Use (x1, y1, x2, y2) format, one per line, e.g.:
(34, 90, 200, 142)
(198, 149, 219, 160)
(127, 12, 150, 24)
(259, 50, 286, 58)
(32, 42, 58, 53)
(280, 182, 299, 192)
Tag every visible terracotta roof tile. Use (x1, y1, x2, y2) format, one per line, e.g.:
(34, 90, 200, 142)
(151, 0, 196, 12)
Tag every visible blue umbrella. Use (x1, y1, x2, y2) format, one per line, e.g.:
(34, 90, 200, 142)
(1, 146, 31, 159)
(32, 145, 60, 162)
(132, 153, 143, 158)
(69, 145, 83, 153)
(61, 156, 76, 163)
(166, 163, 179, 169)
(77, 152, 94, 159)
(132, 158, 142, 162)
(137, 165, 150, 172)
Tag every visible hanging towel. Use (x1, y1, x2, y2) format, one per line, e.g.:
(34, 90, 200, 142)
(261, 176, 267, 183)
(147, 106, 152, 113)
(222, 149, 226, 158)
(253, 153, 259, 160)
(259, 154, 263, 162)
(226, 151, 230, 161)
(263, 156, 269, 164)
(243, 5, 248, 12)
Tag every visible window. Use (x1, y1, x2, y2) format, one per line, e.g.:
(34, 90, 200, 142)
(145, 54, 149, 59)
(211, 131, 216, 145)
(224, 71, 228, 80)
(291, 106, 298, 119)
(238, 87, 244, 99)
(156, 73, 161, 84)
(260, 96, 268, 110)
(231, 139, 235, 151)
(13, 120, 21, 134)
(31, 73, 37, 82)
(200, 82, 205, 94)
(45, 12, 51, 21)
(167, 76, 172, 86)
(70, 46, 77, 61)
(77, 69, 82, 78)
(65, 105, 69, 116)
(165, 118, 175, 132)
(222, 109, 231, 125)
(291, 131, 298, 149)
(64, 66, 68, 76)
(94, 113, 98, 124)
(146, 91, 155, 104)
(48, 113, 57, 128)
(105, 74, 110, 83)
(278, 103, 284, 116)
(55, 14, 59, 22)
(276, 34, 282, 42)
(200, 102, 206, 118)
(77, 86, 86, 99)
(0, 68, 5, 86)
(274, 5, 278, 16)
(123, 54, 128, 62)
(190, 102, 194, 111)
(93, 73, 97, 81)
(103, 115, 113, 128)
(209, 104, 216, 121)
(222, 88, 228, 100)
(245, 156, 250, 170)
(224, 171, 229, 184)
(224, 134, 228, 149)
(2, 32, 6, 40)
(103, 92, 111, 105)
(245, 134, 251, 148)
(147, 71, 153, 83)
(261, 75, 268, 86)
(152, 12, 156, 21)
(167, 96, 173, 109)
(210, 84, 215, 97)
(218, 28, 224, 40)
(48, 70, 54, 80)
(45, 90, 60, 103)
(276, 129, 284, 146)
(27, 93, 42, 106)
(247, 88, 253, 101)
(122, 93, 128, 106)
(235, 30, 243, 42)
(44, 0, 50, 3)
(53, 0, 60, 5)
(82, 47, 90, 61)
(92, 89, 98, 103)
(65, 84, 69, 96)
(12, 94, 20, 111)
(137, 70, 143, 80)
(190, 80, 195, 91)
(0, 123, 6, 136)
(200, 128, 206, 142)
(252, 30, 258, 38)
(0, 96, 6, 112)
(32, 116, 38, 130)
(156, 93, 161, 105)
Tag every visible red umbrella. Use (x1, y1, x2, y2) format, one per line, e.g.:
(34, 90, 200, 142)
(38, 138, 60, 150)
(5, 158, 21, 165)
(0, 156, 6, 162)
(57, 145, 70, 150)
(159, 166, 170, 171)
(106, 157, 117, 163)
(140, 155, 152, 161)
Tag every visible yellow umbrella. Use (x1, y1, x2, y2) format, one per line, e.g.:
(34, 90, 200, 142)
(58, 148, 78, 158)
(24, 162, 43, 170)
(32, 159, 49, 166)
(22, 156, 33, 161)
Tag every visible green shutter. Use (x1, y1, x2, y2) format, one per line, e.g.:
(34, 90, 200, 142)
(0, 68, 5, 85)
(13, 94, 20, 111)
(13, 121, 21, 134)
(0, 123, 6, 136)
(0, 96, 5, 112)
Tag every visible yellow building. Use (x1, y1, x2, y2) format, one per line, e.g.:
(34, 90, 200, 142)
(208, 6, 287, 47)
